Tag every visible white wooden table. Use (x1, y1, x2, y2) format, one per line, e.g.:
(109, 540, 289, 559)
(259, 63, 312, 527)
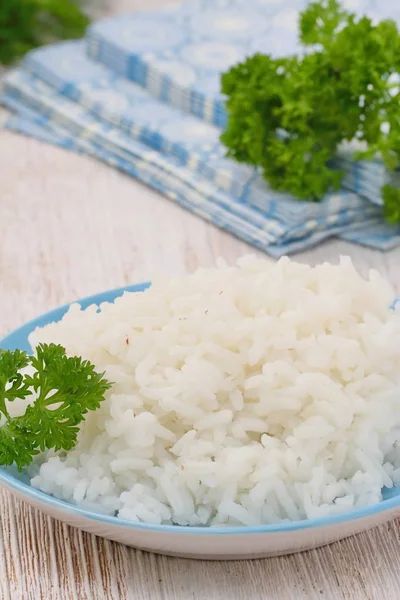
(1, 1, 400, 596)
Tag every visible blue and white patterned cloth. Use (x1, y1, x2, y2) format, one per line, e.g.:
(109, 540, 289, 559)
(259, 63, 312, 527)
(86, 0, 400, 205)
(1, 59, 390, 219)
(18, 41, 394, 209)
(87, 0, 400, 127)
(1, 0, 400, 255)
(3, 92, 387, 257)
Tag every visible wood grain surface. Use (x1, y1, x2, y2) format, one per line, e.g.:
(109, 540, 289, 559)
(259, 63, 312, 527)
(1, 1, 400, 596)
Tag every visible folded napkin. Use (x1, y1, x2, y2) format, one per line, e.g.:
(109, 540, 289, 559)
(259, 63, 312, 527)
(87, 0, 399, 126)
(3, 66, 385, 253)
(90, 0, 400, 128)
(1, 0, 400, 255)
(10, 89, 395, 258)
(17, 41, 395, 210)
(87, 0, 399, 206)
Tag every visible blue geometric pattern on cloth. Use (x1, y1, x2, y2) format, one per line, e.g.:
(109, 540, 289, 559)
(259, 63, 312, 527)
(21, 42, 393, 209)
(2, 68, 383, 231)
(85, 0, 400, 206)
(86, 0, 400, 129)
(1, 0, 400, 254)
(2, 92, 392, 257)
(2, 64, 400, 254)
(2, 65, 388, 235)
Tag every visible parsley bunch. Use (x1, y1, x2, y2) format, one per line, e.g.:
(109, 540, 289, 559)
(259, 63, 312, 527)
(0, 0, 89, 66)
(0, 344, 110, 469)
(221, 0, 400, 223)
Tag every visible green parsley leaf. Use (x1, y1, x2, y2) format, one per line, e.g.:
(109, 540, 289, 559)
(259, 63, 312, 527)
(221, 0, 400, 222)
(0, 344, 111, 470)
(0, 0, 89, 66)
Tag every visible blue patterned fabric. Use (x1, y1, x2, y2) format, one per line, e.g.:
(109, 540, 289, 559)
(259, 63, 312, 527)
(86, 0, 400, 206)
(20, 41, 395, 209)
(1, 0, 400, 255)
(1, 66, 387, 221)
(2, 70, 383, 233)
(0, 43, 373, 216)
(2, 93, 388, 256)
(87, 0, 400, 128)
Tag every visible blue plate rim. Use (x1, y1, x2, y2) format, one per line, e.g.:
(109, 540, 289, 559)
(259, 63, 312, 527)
(0, 284, 399, 537)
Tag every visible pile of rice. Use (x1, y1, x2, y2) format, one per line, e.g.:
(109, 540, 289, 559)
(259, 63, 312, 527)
(27, 255, 400, 526)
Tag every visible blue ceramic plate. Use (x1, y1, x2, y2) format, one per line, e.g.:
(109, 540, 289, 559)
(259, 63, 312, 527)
(0, 285, 399, 560)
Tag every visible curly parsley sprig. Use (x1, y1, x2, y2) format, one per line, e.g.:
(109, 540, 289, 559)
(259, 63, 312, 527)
(221, 0, 400, 222)
(0, 344, 111, 469)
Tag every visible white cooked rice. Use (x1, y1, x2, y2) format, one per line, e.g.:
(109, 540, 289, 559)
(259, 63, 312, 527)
(23, 255, 400, 526)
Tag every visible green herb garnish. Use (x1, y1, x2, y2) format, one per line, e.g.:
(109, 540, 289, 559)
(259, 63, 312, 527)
(221, 0, 400, 222)
(0, 344, 110, 469)
(0, 0, 89, 66)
